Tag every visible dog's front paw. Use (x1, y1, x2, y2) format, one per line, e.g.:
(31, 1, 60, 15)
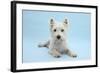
(54, 55, 61, 58)
(71, 53, 77, 58)
(48, 50, 61, 58)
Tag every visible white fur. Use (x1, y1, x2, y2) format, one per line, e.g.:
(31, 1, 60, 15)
(38, 18, 77, 58)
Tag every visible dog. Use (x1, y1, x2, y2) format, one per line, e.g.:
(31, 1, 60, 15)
(38, 18, 77, 58)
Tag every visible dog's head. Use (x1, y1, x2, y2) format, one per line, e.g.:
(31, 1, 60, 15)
(49, 18, 68, 41)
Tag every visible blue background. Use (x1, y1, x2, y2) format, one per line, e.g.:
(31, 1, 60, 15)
(22, 10, 91, 63)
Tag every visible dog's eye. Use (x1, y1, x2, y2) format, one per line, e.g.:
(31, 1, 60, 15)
(54, 29, 56, 32)
(61, 29, 64, 32)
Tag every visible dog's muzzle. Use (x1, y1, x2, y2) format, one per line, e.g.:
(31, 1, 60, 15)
(57, 35, 61, 39)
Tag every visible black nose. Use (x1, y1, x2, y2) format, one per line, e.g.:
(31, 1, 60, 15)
(57, 35, 61, 39)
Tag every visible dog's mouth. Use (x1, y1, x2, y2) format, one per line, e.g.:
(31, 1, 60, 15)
(54, 35, 64, 41)
(56, 38, 63, 41)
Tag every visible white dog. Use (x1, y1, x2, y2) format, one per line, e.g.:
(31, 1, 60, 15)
(38, 18, 77, 58)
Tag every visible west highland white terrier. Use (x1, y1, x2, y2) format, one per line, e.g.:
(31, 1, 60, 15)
(38, 18, 77, 58)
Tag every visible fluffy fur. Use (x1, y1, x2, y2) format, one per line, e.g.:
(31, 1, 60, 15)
(38, 18, 77, 58)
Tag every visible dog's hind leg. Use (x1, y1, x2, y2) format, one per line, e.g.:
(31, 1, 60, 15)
(38, 40, 50, 48)
(63, 48, 77, 58)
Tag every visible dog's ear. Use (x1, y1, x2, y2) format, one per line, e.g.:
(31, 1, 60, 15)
(50, 18, 55, 28)
(63, 18, 68, 27)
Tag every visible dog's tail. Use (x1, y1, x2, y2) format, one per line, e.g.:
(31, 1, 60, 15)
(38, 40, 50, 48)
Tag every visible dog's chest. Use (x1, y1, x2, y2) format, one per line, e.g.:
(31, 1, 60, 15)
(54, 41, 63, 48)
(50, 40, 66, 50)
